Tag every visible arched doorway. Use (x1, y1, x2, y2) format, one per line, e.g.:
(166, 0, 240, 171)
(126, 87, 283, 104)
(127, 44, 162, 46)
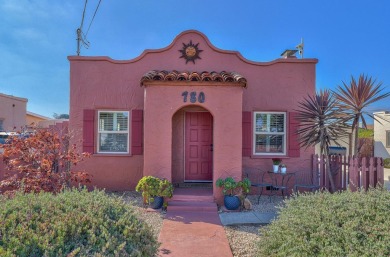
(172, 106, 213, 185)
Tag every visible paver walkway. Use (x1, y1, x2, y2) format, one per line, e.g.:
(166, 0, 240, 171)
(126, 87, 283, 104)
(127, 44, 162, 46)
(158, 188, 233, 257)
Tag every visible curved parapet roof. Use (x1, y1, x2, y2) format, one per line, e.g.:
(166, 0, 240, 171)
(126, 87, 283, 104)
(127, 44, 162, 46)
(68, 30, 318, 66)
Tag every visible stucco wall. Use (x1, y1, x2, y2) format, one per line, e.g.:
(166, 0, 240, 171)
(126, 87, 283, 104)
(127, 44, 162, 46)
(0, 93, 27, 131)
(143, 83, 243, 200)
(374, 112, 390, 159)
(68, 30, 317, 192)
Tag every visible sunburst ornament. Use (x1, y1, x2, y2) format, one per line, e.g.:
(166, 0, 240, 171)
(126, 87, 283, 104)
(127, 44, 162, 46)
(179, 40, 203, 64)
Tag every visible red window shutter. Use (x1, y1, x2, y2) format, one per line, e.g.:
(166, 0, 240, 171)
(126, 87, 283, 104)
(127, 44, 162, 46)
(83, 109, 95, 153)
(242, 111, 252, 157)
(288, 112, 300, 157)
(131, 109, 143, 155)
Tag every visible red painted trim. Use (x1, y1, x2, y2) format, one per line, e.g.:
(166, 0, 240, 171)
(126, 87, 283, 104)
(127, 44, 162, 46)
(83, 109, 95, 153)
(288, 112, 300, 157)
(131, 109, 143, 155)
(242, 111, 252, 157)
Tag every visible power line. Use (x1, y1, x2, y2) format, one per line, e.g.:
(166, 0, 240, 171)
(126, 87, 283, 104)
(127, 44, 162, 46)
(80, 0, 88, 29)
(77, 0, 102, 55)
(77, 0, 88, 55)
(86, 0, 102, 37)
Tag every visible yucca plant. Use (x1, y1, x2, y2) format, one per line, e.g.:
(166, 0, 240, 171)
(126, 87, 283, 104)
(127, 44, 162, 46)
(295, 90, 348, 192)
(334, 74, 390, 156)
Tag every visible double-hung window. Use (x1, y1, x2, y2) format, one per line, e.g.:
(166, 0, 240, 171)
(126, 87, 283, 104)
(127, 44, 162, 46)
(253, 112, 286, 155)
(98, 111, 129, 153)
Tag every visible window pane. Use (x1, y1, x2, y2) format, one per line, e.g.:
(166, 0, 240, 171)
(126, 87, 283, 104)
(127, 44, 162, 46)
(270, 114, 284, 132)
(99, 133, 128, 152)
(116, 112, 128, 131)
(99, 112, 128, 131)
(255, 134, 284, 153)
(99, 113, 114, 131)
(255, 114, 268, 132)
(255, 113, 284, 133)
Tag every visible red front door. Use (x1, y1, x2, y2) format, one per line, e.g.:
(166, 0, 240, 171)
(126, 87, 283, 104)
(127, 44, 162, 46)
(185, 112, 213, 181)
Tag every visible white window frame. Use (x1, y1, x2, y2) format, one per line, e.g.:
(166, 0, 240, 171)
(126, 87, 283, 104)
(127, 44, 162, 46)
(253, 111, 286, 156)
(97, 110, 129, 154)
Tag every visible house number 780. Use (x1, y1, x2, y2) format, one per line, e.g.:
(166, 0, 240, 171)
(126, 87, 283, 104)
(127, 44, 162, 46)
(182, 91, 205, 103)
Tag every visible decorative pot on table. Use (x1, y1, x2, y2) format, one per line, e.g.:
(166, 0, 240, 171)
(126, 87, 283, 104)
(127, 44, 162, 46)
(224, 195, 240, 210)
(281, 167, 287, 173)
(273, 165, 279, 173)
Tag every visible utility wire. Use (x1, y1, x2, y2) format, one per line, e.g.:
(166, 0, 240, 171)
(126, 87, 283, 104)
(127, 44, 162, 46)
(80, 0, 88, 29)
(85, 0, 102, 37)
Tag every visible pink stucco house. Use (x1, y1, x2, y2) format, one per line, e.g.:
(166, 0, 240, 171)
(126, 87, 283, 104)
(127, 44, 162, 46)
(68, 30, 317, 200)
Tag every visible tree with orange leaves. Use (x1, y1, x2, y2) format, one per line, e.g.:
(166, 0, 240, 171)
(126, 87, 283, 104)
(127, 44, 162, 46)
(0, 126, 91, 194)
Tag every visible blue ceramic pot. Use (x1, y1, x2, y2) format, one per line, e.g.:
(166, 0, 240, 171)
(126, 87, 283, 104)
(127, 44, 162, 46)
(150, 196, 164, 209)
(224, 195, 240, 210)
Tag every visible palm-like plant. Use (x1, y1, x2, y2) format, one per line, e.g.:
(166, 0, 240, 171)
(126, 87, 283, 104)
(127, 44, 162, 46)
(295, 90, 347, 192)
(334, 74, 390, 156)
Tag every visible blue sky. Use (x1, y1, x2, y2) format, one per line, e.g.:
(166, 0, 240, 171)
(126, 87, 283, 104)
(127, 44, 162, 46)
(1, 0, 389, 120)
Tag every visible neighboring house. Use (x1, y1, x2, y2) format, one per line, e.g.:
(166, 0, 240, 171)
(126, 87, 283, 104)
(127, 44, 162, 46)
(68, 30, 318, 199)
(26, 111, 51, 127)
(374, 111, 390, 159)
(37, 119, 69, 128)
(0, 93, 27, 132)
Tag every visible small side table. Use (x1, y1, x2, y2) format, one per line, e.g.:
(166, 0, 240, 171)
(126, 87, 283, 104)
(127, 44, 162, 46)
(267, 171, 296, 199)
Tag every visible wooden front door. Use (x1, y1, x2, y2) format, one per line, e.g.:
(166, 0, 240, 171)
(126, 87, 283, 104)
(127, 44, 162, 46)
(185, 112, 213, 181)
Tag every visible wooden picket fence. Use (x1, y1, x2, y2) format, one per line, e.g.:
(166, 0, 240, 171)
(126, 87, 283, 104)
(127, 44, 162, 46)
(312, 154, 384, 191)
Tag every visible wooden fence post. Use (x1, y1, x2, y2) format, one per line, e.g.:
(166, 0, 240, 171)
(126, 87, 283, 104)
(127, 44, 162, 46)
(361, 157, 368, 190)
(349, 157, 360, 191)
(376, 157, 384, 187)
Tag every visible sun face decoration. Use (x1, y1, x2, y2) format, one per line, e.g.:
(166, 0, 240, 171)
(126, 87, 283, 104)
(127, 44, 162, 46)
(179, 40, 203, 64)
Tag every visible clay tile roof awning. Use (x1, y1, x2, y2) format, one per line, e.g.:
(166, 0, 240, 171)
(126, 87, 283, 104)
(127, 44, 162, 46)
(140, 70, 247, 87)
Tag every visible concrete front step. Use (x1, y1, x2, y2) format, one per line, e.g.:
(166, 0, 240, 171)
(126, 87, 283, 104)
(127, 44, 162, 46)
(168, 201, 218, 212)
(170, 194, 215, 203)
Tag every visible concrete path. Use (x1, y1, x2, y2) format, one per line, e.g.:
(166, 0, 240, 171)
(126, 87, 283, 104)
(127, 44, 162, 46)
(158, 188, 233, 257)
(219, 211, 277, 226)
(158, 211, 233, 257)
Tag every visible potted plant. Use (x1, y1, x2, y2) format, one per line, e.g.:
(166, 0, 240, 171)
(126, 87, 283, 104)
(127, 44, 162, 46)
(280, 164, 287, 173)
(135, 176, 174, 209)
(272, 158, 282, 173)
(216, 177, 251, 210)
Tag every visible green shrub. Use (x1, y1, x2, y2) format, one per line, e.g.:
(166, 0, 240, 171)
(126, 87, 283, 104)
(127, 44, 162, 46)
(384, 158, 390, 169)
(0, 188, 159, 257)
(258, 188, 390, 257)
(135, 176, 173, 204)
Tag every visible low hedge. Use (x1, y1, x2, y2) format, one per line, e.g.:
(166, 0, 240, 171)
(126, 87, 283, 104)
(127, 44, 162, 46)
(258, 188, 390, 256)
(0, 188, 159, 257)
